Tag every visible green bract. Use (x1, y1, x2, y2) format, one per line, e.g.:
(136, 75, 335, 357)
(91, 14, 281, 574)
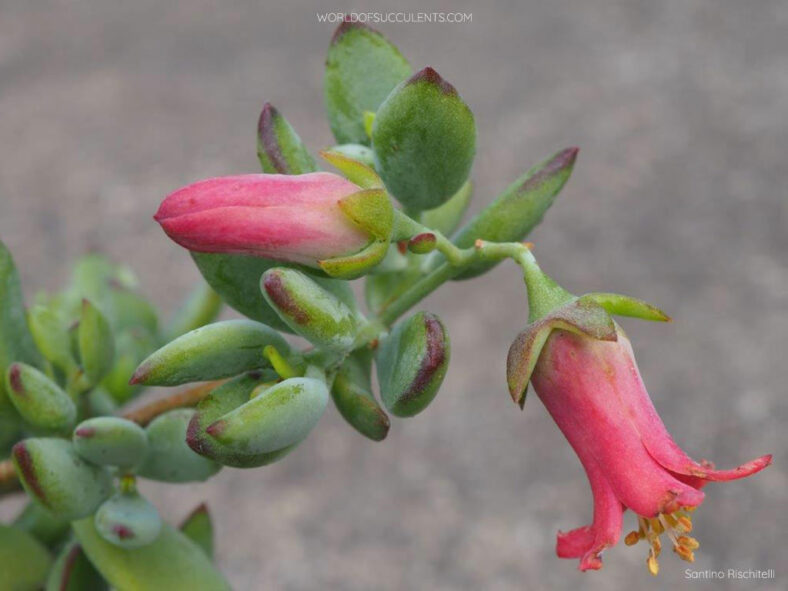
(324, 21, 411, 145)
(131, 319, 289, 386)
(138, 409, 221, 483)
(372, 67, 476, 213)
(12, 438, 113, 520)
(376, 311, 450, 417)
(73, 417, 148, 469)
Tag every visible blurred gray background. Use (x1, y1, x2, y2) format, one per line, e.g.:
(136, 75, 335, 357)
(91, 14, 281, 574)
(1, 1, 786, 589)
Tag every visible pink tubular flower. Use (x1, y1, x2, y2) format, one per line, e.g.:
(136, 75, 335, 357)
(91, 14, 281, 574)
(522, 326, 771, 574)
(154, 172, 370, 267)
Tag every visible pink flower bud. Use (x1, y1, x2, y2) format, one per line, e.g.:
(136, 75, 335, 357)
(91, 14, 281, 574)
(155, 172, 370, 267)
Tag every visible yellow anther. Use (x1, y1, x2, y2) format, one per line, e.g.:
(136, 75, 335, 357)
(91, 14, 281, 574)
(651, 537, 662, 558)
(674, 544, 695, 562)
(649, 518, 664, 535)
(677, 516, 693, 532)
(647, 554, 660, 576)
(678, 535, 700, 550)
(625, 531, 640, 546)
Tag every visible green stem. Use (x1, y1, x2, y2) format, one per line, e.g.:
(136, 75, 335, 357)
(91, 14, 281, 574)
(379, 210, 572, 327)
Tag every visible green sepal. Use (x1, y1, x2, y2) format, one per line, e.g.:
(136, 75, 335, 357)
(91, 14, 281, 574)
(72, 518, 230, 591)
(73, 416, 148, 469)
(179, 503, 214, 559)
(78, 299, 116, 386)
(186, 373, 295, 468)
(506, 298, 617, 407)
(320, 149, 382, 191)
(130, 319, 289, 386)
(205, 376, 328, 458)
(46, 541, 107, 591)
(372, 67, 476, 213)
(261, 268, 360, 352)
(257, 102, 317, 174)
(94, 489, 162, 549)
(5, 362, 76, 432)
(0, 524, 53, 590)
(0, 240, 43, 413)
(419, 180, 472, 237)
(580, 292, 671, 322)
(338, 188, 392, 240)
(137, 409, 221, 483)
(165, 283, 223, 341)
(319, 240, 389, 279)
(451, 147, 578, 279)
(324, 20, 411, 145)
(325, 143, 376, 168)
(12, 438, 113, 520)
(376, 311, 450, 417)
(331, 350, 390, 441)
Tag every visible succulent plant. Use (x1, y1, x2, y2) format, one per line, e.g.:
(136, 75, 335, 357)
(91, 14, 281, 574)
(0, 19, 770, 588)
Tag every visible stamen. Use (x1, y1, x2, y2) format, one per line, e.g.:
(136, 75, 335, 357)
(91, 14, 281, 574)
(628, 506, 701, 574)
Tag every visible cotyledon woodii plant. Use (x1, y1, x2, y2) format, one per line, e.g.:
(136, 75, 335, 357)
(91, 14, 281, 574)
(0, 18, 770, 589)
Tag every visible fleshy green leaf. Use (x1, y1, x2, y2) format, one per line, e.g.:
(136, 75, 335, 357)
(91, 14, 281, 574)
(257, 102, 317, 174)
(130, 320, 289, 387)
(73, 417, 148, 469)
(331, 350, 389, 441)
(372, 67, 476, 213)
(73, 517, 230, 591)
(0, 524, 53, 590)
(205, 377, 328, 458)
(46, 541, 107, 591)
(376, 311, 450, 417)
(13, 501, 71, 548)
(179, 504, 214, 559)
(12, 438, 113, 520)
(165, 283, 223, 341)
(5, 363, 76, 431)
(261, 268, 360, 352)
(0, 241, 43, 414)
(187, 373, 294, 468)
(451, 147, 578, 279)
(94, 490, 162, 549)
(191, 252, 353, 332)
(78, 299, 116, 386)
(137, 409, 221, 483)
(324, 20, 411, 145)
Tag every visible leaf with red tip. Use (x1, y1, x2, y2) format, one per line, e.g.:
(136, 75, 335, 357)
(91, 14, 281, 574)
(257, 103, 317, 174)
(372, 67, 476, 213)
